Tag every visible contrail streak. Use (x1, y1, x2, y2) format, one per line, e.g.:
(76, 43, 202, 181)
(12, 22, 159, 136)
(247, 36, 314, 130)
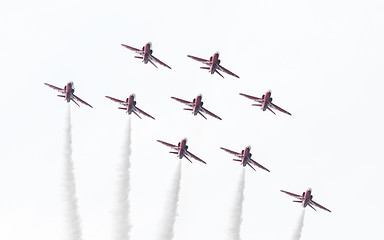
(62, 105, 83, 240)
(227, 168, 245, 240)
(159, 160, 182, 240)
(112, 117, 132, 240)
(292, 209, 305, 240)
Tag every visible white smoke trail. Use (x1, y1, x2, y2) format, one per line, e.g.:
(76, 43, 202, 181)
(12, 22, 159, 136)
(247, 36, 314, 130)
(227, 168, 245, 240)
(62, 104, 83, 240)
(112, 117, 132, 240)
(292, 209, 305, 240)
(159, 160, 182, 240)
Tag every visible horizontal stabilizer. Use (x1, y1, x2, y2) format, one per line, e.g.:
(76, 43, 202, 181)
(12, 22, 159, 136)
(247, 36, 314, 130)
(134, 56, 143, 59)
(293, 200, 302, 203)
(57, 95, 65, 98)
(118, 107, 127, 110)
(169, 151, 178, 154)
(233, 159, 242, 162)
(252, 104, 262, 107)
(200, 67, 210, 70)
(183, 108, 193, 111)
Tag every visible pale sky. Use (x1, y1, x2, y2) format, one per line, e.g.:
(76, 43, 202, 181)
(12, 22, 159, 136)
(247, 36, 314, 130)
(1, 0, 384, 239)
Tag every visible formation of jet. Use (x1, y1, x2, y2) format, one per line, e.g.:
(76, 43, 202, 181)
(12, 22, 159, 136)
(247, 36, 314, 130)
(44, 42, 331, 214)
(281, 188, 331, 212)
(187, 52, 239, 78)
(44, 82, 93, 108)
(121, 42, 171, 69)
(171, 94, 222, 120)
(105, 94, 155, 120)
(240, 90, 291, 115)
(220, 146, 270, 172)
(157, 138, 206, 164)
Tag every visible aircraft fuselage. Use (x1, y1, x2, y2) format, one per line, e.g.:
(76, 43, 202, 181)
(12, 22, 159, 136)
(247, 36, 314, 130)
(192, 94, 203, 116)
(261, 91, 272, 111)
(178, 138, 188, 159)
(209, 52, 220, 74)
(143, 42, 152, 64)
(241, 146, 251, 167)
(64, 82, 74, 102)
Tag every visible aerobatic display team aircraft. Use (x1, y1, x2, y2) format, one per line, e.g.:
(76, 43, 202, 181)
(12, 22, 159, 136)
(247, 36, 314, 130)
(220, 146, 270, 172)
(121, 42, 171, 69)
(240, 90, 291, 115)
(187, 52, 239, 78)
(171, 94, 222, 120)
(157, 138, 206, 164)
(281, 188, 331, 212)
(105, 94, 155, 120)
(44, 82, 93, 108)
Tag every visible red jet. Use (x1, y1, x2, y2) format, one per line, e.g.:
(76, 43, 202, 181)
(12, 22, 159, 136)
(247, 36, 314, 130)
(105, 94, 155, 120)
(220, 146, 270, 172)
(171, 94, 222, 120)
(240, 90, 291, 115)
(44, 82, 93, 108)
(187, 52, 239, 78)
(157, 138, 206, 164)
(281, 188, 331, 212)
(121, 42, 171, 69)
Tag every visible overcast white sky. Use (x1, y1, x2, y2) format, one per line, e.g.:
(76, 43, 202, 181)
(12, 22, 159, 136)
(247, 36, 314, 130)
(1, 0, 384, 239)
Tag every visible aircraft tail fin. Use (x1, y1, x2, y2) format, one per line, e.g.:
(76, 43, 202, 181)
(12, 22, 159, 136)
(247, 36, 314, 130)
(267, 107, 276, 115)
(184, 155, 193, 163)
(308, 204, 317, 211)
(148, 59, 158, 68)
(71, 99, 80, 107)
(198, 112, 207, 120)
(133, 110, 142, 119)
(215, 70, 224, 78)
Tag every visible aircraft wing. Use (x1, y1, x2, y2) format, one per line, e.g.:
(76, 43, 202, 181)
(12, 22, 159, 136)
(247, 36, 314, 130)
(280, 190, 303, 199)
(187, 55, 211, 65)
(250, 159, 270, 172)
(72, 94, 93, 108)
(201, 107, 222, 120)
(171, 97, 194, 107)
(310, 200, 331, 212)
(121, 44, 143, 54)
(151, 55, 171, 69)
(186, 151, 206, 164)
(270, 103, 291, 115)
(220, 147, 243, 157)
(134, 106, 155, 120)
(44, 83, 65, 93)
(218, 65, 240, 78)
(157, 140, 179, 150)
(239, 93, 263, 103)
(105, 96, 127, 105)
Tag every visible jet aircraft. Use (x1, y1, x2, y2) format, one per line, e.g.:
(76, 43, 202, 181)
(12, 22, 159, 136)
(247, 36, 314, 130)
(239, 90, 291, 115)
(121, 42, 171, 69)
(187, 52, 239, 78)
(105, 94, 155, 120)
(280, 188, 331, 212)
(171, 94, 222, 120)
(220, 146, 270, 172)
(157, 138, 206, 164)
(44, 82, 93, 108)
